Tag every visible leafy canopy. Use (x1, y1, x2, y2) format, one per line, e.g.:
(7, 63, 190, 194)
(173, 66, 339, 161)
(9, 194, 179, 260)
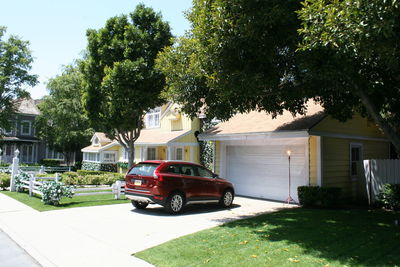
(0, 26, 37, 130)
(82, 4, 172, 166)
(35, 64, 93, 163)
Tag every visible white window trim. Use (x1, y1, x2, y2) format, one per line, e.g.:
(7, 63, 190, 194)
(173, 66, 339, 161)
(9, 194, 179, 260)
(350, 143, 363, 181)
(145, 108, 161, 129)
(146, 147, 158, 160)
(20, 120, 32, 136)
(83, 152, 100, 162)
(175, 146, 184, 161)
(93, 137, 100, 146)
(101, 151, 117, 163)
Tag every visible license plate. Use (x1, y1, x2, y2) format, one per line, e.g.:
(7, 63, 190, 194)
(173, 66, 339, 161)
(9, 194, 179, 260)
(134, 179, 142, 186)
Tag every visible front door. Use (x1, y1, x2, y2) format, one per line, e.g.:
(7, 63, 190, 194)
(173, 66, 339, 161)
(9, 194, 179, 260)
(350, 143, 366, 200)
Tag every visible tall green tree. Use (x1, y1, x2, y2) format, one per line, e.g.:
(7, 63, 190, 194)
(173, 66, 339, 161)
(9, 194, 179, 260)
(35, 64, 93, 164)
(82, 4, 172, 167)
(158, 0, 400, 153)
(297, 0, 400, 152)
(0, 26, 37, 131)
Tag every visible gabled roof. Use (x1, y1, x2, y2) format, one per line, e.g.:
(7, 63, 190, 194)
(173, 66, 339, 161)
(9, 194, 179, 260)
(136, 129, 191, 145)
(91, 132, 112, 144)
(200, 102, 325, 139)
(15, 98, 40, 115)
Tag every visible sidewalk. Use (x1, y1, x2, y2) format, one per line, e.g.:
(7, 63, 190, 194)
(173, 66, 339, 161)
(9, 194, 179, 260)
(0, 193, 152, 267)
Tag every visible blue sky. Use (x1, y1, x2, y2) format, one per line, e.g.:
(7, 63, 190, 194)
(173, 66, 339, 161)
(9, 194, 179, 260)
(0, 0, 192, 99)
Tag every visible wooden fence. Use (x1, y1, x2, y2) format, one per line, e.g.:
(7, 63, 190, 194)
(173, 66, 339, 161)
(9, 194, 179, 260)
(22, 173, 126, 200)
(363, 159, 400, 203)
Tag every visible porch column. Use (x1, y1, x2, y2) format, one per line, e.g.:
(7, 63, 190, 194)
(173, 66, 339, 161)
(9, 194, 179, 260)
(167, 146, 173, 160)
(142, 146, 148, 161)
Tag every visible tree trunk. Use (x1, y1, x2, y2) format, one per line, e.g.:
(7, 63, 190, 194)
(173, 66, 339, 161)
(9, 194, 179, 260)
(127, 142, 135, 169)
(357, 88, 400, 155)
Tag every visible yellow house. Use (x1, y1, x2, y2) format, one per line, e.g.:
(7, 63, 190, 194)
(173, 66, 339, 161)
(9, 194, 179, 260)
(199, 102, 390, 203)
(81, 103, 200, 172)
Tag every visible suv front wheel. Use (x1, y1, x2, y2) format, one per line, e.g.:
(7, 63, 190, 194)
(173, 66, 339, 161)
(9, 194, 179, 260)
(220, 189, 234, 208)
(165, 192, 185, 214)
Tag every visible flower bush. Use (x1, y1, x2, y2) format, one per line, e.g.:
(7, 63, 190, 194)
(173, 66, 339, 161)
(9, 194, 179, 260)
(14, 172, 30, 192)
(39, 181, 74, 205)
(376, 184, 400, 211)
(0, 173, 10, 190)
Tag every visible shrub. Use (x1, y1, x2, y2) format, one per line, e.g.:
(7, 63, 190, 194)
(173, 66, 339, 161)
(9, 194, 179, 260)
(117, 162, 129, 169)
(99, 163, 117, 173)
(376, 184, 400, 211)
(298, 186, 320, 207)
(61, 172, 81, 185)
(39, 181, 74, 205)
(40, 158, 63, 167)
(77, 170, 104, 176)
(0, 173, 10, 190)
(297, 186, 342, 208)
(14, 172, 31, 192)
(83, 175, 103, 185)
(60, 171, 124, 186)
(74, 161, 82, 170)
(0, 162, 10, 167)
(82, 162, 101, 171)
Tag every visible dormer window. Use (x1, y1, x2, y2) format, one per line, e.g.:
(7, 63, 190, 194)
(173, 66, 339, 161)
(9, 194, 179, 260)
(93, 137, 100, 146)
(145, 107, 161, 128)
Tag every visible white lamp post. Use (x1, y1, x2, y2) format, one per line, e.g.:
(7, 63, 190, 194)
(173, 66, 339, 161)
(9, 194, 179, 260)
(286, 150, 294, 204)
(0, 148, 2, 163)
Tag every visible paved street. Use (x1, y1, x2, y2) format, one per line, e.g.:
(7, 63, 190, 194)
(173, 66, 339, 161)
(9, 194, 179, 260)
(0, 192, 294, 267)
(0, 229, 41, 267)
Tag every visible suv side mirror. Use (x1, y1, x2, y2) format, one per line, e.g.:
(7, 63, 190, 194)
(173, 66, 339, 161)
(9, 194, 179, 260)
(212, 173, 219, 178)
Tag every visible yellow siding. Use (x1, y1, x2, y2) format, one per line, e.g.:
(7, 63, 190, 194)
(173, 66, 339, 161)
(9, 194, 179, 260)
(322, 137, 389, 198)
(312, 114, 385, 138)
(184, 146, 190, 161)
(171, 118, 183, 131)
(174, 132, 198, 143)
(309, 136, 318, 186)
(158, 146, 166, 160)
(193, 146, 200, 164)
(214, 141, 221, 174)
(134, 146, 141, 163)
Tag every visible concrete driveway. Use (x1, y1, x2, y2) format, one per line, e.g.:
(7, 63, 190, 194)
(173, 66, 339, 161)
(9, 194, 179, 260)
(0, 193, 294, 267)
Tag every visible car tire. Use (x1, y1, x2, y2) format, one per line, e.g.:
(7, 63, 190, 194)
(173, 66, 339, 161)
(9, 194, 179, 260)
(132, 200, 148, 209)
(165, 192, 185, 214)
(220, 189, 234, 208)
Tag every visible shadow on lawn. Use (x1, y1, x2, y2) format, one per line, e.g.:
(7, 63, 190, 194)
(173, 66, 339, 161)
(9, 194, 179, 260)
(222, 208, 400, 267)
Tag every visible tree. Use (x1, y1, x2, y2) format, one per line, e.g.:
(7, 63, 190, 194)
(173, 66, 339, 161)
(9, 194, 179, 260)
(82, 4, 172, 168)
(35, 64, 93, 164)
(0, 26, 37, 131)
(158, 0, 400, 153)
(297, 0, 400, 152)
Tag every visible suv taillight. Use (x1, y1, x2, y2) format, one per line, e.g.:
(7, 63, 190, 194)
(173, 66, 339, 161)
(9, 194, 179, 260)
(153, 170, 163, 182)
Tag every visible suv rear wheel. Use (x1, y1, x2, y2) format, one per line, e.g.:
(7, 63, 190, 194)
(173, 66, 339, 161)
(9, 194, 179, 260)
(165, 192, 185, 214)
(132, 201, 148, 209)
(220, 189, 234, 208)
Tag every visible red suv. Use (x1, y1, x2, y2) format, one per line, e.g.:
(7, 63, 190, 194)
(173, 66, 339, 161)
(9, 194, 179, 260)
(125, 160, 234, 213)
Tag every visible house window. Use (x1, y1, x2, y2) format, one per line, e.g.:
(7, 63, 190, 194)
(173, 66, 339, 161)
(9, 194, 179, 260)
(5, 144, 12, 156)
(103, 152, 116, 163)
(147, 147, 157, 160)
(21, 121, 31, 135)
(84, 152, 100, 162)
(175, 147, 183, 161)
(21, 144, 34, 163)
(350, 143, 363, 178)
(123, 148, 129, 161)
(46, 147, 64, 160)
(145, 108, 161, 128)
(93, 137, 99, 146)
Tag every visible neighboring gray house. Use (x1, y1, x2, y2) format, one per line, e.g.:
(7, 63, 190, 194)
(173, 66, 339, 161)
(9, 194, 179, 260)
(0, 98, 64, 164)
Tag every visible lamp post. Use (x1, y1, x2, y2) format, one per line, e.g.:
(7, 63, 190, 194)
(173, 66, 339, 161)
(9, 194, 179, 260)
(286, 150, 294, 204)
(0, 148, 2, 163)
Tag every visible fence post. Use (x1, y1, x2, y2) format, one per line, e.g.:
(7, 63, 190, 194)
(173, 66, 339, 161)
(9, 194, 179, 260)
(10, 149, 20, 192)
(68, 166, 71, 172)
(55, 173, 60, 182)
(115, 180, 121, 200)
(39, 165, 45, 174)
(29, 174, 34, 197)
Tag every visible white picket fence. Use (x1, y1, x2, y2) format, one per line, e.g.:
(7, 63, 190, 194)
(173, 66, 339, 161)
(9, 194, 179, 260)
(22, 174, 126, 200)
(363, 159, 400, 203)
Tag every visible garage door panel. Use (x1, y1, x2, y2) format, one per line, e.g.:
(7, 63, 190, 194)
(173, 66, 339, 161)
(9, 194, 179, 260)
(226, 144, 308, 202)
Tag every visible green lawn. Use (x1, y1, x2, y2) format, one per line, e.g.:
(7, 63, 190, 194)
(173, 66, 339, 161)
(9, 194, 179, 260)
(136, 208, 400, 267)
(1, 191, 130, 211)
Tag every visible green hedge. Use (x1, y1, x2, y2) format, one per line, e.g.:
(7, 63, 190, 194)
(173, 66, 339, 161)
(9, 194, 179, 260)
(298, 186, 342, 208)
(376, 184, 400, 211)
(81, 162, 117, 173)
(40, 158, 63, 167)
(0, 173, 10, 190)
(61, 171, 124, 186)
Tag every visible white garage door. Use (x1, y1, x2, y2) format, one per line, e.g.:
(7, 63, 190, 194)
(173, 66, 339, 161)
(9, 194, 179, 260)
(226, 144, 308, 202)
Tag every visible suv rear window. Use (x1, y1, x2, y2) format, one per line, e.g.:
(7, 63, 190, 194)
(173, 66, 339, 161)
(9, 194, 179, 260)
(128, 163, 160, 176)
